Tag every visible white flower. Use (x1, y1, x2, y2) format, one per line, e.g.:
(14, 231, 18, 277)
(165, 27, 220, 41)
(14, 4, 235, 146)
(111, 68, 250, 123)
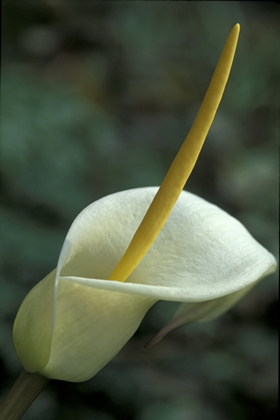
(13, 188, 276, 381)
(12, 24, 276, 383)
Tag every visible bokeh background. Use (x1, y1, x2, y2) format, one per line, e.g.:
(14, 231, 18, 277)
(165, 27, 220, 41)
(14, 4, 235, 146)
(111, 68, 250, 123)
(1, 1, 279, 419)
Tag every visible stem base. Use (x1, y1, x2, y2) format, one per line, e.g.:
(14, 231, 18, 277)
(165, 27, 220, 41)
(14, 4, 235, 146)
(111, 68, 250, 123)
(0, 371, 50, 420)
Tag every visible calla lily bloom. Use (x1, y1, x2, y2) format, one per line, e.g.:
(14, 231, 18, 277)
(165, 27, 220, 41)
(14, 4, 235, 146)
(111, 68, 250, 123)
(12, 24, 276, 384)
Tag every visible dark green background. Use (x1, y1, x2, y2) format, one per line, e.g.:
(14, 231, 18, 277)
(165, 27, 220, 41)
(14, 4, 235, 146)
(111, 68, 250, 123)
(1, 1, 278, 419)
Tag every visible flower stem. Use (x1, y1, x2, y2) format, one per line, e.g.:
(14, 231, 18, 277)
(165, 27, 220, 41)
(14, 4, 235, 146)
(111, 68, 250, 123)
(0, 371, 50, 420)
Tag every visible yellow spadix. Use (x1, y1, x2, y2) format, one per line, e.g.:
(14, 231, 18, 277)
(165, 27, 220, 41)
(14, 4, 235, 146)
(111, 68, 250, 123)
(109, 24, 240, 283)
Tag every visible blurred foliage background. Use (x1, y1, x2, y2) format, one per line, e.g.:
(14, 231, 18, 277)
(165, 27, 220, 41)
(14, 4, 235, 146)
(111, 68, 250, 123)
(0, 1, 279, 419)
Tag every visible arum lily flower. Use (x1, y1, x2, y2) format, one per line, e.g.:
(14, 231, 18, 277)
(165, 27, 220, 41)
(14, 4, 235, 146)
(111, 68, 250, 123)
(11, 23, 276, 388)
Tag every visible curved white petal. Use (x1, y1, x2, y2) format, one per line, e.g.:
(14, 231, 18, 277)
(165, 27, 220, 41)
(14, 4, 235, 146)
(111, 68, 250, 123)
(43, 278, 154, 382)
(57, 187, 276, 302)
(14, 273, 155, 382)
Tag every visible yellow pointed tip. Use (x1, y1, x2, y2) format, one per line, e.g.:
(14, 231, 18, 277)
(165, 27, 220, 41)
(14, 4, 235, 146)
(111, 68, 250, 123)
(231, 24, 240, 42)
(109, 25, 240, 283)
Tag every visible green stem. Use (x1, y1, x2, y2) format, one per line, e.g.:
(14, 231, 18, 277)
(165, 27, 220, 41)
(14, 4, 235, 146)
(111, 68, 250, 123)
(0, 371, 50, 420)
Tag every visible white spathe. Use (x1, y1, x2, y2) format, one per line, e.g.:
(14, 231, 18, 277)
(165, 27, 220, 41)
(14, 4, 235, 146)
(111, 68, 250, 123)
(13, 187, 276, 382)
(58, 187, 275, 299)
